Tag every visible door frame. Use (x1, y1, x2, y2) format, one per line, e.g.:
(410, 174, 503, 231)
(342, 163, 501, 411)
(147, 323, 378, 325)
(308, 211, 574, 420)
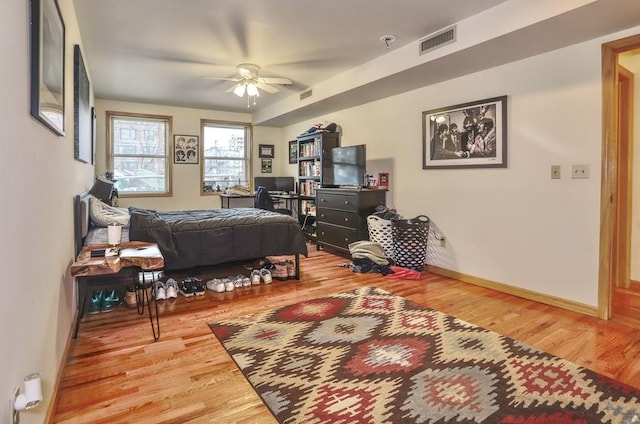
(600, 34, 640, 319)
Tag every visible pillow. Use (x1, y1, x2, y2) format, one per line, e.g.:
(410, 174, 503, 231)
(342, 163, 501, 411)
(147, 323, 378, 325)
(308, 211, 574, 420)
(89, 196, 130, 227)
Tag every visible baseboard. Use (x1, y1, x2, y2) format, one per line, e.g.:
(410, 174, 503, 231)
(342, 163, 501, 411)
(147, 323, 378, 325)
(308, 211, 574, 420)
(44, 309, 79, 423)
(425, 265, 598, 318)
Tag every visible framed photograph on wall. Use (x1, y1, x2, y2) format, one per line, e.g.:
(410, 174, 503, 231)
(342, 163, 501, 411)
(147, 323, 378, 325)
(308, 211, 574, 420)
(174, 134, 199, 164)
(423, 95, 507, 169)
(288, 140, 297, 164)
(74, 45, 91, 163)
(30, 0, 66, 136)
(259, 144, 274, 158)
(261, 159, 273, 173)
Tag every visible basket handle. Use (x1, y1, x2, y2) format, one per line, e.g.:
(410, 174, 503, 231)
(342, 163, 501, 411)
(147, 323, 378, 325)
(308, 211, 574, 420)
(368, 215, 381, 222)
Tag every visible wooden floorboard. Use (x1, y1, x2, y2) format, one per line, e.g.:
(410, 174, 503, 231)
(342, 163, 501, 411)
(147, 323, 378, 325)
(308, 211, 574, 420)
(51, 244, 640, 423)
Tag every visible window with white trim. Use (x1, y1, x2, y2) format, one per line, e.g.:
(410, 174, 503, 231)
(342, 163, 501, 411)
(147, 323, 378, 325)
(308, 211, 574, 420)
(107, 112, 172, 196)
(201, 120, 251, 193)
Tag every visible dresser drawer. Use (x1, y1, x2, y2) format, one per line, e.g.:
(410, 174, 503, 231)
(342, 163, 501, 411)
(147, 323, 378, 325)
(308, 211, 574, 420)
(317, 223, 357, 251)
(317, 192, 357, 210)
(317, 208, 357, 228)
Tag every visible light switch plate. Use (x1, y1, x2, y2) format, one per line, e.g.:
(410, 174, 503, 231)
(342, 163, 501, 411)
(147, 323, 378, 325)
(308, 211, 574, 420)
(571, 164, 590, 179)
(551, 165, 561, 179)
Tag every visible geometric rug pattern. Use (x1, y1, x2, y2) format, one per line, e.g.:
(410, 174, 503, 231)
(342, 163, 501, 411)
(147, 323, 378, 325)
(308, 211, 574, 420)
(209, 286, 640, 423)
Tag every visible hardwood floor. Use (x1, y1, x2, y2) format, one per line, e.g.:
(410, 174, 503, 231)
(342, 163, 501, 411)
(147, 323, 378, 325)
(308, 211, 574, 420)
(51, 245, 640, 423)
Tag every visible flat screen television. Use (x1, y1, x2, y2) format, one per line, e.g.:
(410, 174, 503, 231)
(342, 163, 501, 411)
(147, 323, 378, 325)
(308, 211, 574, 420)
(322, 144, 366, 188)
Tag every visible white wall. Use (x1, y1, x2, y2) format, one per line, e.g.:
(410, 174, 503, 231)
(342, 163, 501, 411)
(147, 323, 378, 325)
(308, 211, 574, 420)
(94, 100, 287, 211)
(281, 27, 640, 308)
(0, 0, 94, 422)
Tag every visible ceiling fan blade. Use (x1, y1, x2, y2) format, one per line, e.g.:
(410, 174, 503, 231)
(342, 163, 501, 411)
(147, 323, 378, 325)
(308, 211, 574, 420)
(203, 76, 240, 81)
(225, 83, 242, 93)
(256, 82, 280, 94)
(258, 77, 292, 85)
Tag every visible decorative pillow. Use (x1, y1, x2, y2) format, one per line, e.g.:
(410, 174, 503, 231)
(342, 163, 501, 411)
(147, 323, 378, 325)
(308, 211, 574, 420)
(89, 196, 130, 227)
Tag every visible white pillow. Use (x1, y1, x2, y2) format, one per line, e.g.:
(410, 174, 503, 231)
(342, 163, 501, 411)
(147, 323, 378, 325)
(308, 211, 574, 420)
(89, 196, 130, 227)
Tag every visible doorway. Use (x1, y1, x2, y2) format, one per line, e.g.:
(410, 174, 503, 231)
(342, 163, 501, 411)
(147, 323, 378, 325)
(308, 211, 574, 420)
(601, 35, 640, 320)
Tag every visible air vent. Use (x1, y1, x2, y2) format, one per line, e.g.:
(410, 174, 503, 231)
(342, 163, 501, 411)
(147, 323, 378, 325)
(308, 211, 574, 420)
(299, 89, 313, 100)
(419, 25, 456, 55)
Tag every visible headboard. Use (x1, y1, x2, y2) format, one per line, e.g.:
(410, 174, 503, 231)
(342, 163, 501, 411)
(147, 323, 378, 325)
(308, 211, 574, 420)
(74, 191, 91, 256)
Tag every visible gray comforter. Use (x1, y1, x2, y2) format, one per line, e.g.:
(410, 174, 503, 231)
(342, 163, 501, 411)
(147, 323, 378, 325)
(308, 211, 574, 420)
(128, 207, 308, 270)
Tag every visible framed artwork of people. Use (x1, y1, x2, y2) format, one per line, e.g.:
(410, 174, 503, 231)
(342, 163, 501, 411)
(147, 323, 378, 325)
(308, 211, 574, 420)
(422, 96, 507, 169)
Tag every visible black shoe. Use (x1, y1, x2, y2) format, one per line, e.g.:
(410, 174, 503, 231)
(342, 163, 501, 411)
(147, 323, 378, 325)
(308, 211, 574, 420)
(179, 279, 196, 297)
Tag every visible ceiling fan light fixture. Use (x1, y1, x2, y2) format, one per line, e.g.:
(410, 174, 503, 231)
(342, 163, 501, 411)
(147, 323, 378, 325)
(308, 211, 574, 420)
(246, 83, 259, 97)
(233, 83, 246, 97)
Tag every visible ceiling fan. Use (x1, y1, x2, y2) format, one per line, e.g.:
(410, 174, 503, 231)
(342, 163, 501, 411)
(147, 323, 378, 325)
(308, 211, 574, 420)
(206, 63, 293, 107)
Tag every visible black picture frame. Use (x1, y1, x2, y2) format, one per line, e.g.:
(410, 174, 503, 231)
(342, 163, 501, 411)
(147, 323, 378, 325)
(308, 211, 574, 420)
(261, 159, 273, 173)
(174, 135, 199, 164)
(30, 0, 65, 136)
(74, 45, 91, 163)
(91, 106, 97, 165)
(423, 95, 508, 169)
(288, 140, 297, 164)
(259, 144, 274, 158)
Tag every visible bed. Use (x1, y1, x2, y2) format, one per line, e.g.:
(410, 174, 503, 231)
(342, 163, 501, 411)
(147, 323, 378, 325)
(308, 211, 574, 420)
(74, 192, 308, 275)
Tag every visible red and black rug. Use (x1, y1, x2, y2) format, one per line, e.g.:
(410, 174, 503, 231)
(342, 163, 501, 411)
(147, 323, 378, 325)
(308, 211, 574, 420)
(209, 286, 640, 423)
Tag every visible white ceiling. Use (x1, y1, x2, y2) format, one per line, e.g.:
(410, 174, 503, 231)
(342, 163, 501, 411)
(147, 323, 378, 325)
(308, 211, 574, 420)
(73, 0, 640, 127)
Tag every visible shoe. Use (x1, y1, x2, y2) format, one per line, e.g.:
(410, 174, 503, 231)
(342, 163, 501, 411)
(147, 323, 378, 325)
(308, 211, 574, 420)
(251, 269, 261, 285)
(206, 278, 226, 293)
(224, 278, 235, 292)
(165, 279, 178, 299)
(193, 279, 206, 296)
(271, 262, 288, 281)
(260, 268, 272, 284)
(241, 276, 252, 287)
(286, 260, 296, 279)
(154, 281, 167, 301)
(124, 285, 137, 308)
(102, 289, 122, 312)
(179, 279, 195, 297)
(88, 290, 104, 314)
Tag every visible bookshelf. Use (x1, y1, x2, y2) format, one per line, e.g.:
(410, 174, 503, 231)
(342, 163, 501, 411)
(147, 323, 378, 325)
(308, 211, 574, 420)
(296, 131, 340, 240)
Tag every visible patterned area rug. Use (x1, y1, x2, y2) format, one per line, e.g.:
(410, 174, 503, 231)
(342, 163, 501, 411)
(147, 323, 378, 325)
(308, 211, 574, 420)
(209, 287, 640, 423)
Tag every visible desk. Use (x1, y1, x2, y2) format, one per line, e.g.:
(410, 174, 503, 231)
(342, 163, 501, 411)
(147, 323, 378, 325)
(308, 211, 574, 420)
(71, 242, 164, 340)
(271, 193, 299, 215)
(219, 193, 255, 208)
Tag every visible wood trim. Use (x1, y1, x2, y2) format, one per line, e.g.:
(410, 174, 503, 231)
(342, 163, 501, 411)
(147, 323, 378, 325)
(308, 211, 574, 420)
(600, 33, 640, 320)
(426, 265, 598, 317)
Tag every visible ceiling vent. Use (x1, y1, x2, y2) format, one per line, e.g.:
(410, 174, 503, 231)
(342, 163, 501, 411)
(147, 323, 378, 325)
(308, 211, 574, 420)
(299, 89, 313, 101)
(419, 25, 456, 55)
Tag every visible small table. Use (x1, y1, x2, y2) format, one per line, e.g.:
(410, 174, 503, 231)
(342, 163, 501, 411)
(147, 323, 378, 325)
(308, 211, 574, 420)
(71, 242, 164, 340)
(271, 193, 299, 215)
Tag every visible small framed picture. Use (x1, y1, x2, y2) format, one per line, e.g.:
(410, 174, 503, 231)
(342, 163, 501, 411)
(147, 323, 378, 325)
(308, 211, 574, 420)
(261, 159, 273, 173)
(288, 140, 297, 164)
(174, 135, 199, 164)
(378, 172, 389, 189)
(259, 144, 274, 158)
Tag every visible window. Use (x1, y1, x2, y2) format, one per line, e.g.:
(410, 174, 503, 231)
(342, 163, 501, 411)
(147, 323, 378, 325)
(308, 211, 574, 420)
(107, 112, 172, 196)
(201, 120, 251, 193)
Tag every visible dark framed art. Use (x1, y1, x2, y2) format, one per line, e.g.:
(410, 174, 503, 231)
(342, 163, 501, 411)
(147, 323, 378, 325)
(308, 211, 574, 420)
(261, 159, 273, 173)
(30, 0, 65, 136)
(91, 106, 97, 164)
(259, 144, 274, 158)
(174, 135, 199, 164)
(74, 45, 91, 163)
(423, 95, 507, 169)
(288, 140, 297, 164)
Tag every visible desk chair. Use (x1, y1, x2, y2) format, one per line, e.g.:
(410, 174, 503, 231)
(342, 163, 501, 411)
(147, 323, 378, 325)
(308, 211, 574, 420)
(255, 186, 291, 215)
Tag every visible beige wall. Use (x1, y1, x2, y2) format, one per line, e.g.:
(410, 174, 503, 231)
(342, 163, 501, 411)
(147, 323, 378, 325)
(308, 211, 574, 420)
(0, 0, 94, 422)
(281, 26, 640, 308)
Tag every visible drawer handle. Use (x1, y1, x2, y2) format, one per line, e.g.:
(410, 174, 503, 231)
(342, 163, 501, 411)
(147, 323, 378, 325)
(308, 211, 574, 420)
(320, 214, 325, 218)
(344, 218, 349, 222)
(344, 200, 349, 205)
(321, 231, 325, 235)
(320, 198, 326, 202)
(344, 237, 350, 241)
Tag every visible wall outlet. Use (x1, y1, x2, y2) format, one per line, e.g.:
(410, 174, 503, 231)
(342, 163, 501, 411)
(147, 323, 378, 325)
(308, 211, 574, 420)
(439, 237, 446, 247)
(571, 164, 590, 179)
(551, 165, 561, 179)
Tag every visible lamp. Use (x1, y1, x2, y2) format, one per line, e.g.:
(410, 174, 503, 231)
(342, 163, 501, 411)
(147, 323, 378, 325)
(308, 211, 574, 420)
(233, 83, 246, 97)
